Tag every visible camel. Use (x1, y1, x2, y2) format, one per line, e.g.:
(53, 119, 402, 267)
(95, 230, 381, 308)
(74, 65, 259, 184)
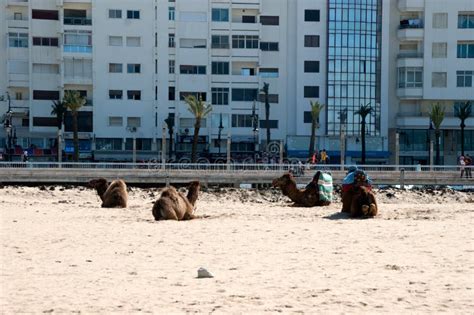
(349, 185, 378, 218)
(152, 181, 201, 221)
(272, 172, 331, 207)
(88, 178, 128, 208)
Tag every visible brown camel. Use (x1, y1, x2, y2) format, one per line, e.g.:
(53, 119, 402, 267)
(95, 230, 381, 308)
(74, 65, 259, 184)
(152, 181, 201, 221)
(272, 172, 330, 207)
(349, 185, 378, 218)
(88, 178, 128, 208)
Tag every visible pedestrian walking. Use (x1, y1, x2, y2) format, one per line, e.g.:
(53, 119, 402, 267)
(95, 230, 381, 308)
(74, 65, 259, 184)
(465, 154, 472, 178)
(459, 156, 466, 178)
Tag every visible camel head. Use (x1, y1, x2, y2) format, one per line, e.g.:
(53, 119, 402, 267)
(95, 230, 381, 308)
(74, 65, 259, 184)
(272, 173, 295, 188)
(88, 178, 108, 189)
(188, 181, 201, 192)
(354, 186, 373, 206)
(187, 181, 201, 206)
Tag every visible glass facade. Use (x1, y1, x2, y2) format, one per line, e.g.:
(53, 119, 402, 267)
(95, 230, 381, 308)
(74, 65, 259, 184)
(327, 0, 382, 136)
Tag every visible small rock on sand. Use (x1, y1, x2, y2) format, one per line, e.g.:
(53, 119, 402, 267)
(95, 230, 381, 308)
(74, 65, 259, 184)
(197, 267, 214, 279)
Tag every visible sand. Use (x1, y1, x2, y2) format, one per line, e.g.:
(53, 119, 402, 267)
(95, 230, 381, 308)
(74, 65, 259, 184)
(1, 185, 473, 314)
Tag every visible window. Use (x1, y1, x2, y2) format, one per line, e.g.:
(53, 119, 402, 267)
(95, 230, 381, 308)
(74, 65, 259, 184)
(212, 88, 229, 105)
(304, 61, 320, 73)
(109, 90, 123, 99)
(169, 34, 175, 48)
(258, 94, 279, 104)
(211, 114, 230, 128)
(260, 42, 279, 51)
(109, 9, 122, 19)
(232, 35, 258, 49)
(127, 10, 140, 19)
(211, 35, 229, 49)
(458, 13, 474, 28)
(127, 64, 141, 73)
(457, 71, 473, 87)
(304, 35, 320, 47)
(212, 8, 229, 22)
(211, 62, 229, 75)
(232, 114, 253, 128)
(169, 7, 175, 21)
(109, 36, 122, 46)
(109, 63, 122, 73)
(64, 30, 92, 53)
(64, 58, 92, 78)
(14, 13, 22, 20)
(109, 116, 123, 126)
(398, 67, 423, 88)
(432, 72, 447, 87)
(259, 120, 278, 129)
(260, 16, 279, 25)
(32, 9, 58, 20)
(179, 92, 206, 101)
(303, 111, 313, 123)
(126, 36, 141, 47)
(180, 38, 206, 48)
(96, 138, 122, 151)
(33, 37, 59, 47)
(305, 10, 320, 22)
(433, 13, 448, 29)
(127, 90, 141, 100)
(8, 32, 28, 48)
(232, 88, 258, 102)
(32, 64, 59, 74)
(125, 138, 151, 151)
(169, 60, 175, 74)
(168, 86, 175, 100)
(127, 117, 141, 127)
(33, 90, 59, 100)
(259, 68, 279, 78)
(33, 117, 57, 127)
(304, 86, 319, 98)
(457, 42, 474, 58)
(242, 16, 256, 23)
(180, 65, 206, 74)
(432, 42, 447, 58)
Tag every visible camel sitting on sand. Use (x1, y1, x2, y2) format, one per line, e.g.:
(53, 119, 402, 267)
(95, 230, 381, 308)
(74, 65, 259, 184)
(272, 172, 331, 207)
(88, 178, 128, 208)
(152, 181, 201, 221)
(349, 185, 378, 218)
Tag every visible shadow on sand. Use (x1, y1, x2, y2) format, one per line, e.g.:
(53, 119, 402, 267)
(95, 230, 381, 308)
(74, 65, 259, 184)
(323, 212, 351, 220)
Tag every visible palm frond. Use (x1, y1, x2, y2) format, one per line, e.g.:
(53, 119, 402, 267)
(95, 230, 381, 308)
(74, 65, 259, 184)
(429, 103, 445, 130)
(63, 90, 85, 112)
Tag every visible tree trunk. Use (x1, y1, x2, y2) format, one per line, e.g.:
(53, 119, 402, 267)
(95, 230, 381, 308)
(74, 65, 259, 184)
(460, 121, 465, 156)
(191, 119, 201, 163)
(57, 129, 61, 162)
(72, 111, 79, 162)
(361, 120, 366, 165)
(435, 130, 440, 165)
(308, 119, 316, 159)
(265, 101, 270, 146)
(168, 128, 173, 159)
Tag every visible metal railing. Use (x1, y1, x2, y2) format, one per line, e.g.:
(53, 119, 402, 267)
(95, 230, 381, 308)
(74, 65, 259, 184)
(64, 17, 92, 26)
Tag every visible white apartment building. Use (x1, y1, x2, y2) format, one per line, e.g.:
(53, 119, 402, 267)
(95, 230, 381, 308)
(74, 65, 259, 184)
(1, 0, 470, 164)
(388, 0, 474, 165)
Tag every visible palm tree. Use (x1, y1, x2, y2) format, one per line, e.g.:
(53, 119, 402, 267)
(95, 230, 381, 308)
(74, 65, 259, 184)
(308, 101, 324, 159)
(355, 103, 373, 165)
(455, 101, 472, 156)
(63, 90, 85, 162)
(164, 114, 175, 159)
(184, 95, 212, 163)
(429, 103, 445, 165)
(260, 82, 271, 146)
(51, 100, 66, 160)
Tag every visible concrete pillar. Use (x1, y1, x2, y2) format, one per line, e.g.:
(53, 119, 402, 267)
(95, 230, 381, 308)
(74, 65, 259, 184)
(161, 127, 166, 168)
(226, 133, 231, 170)
(395, 131, 399, 170)
(429, 140, 434, 171)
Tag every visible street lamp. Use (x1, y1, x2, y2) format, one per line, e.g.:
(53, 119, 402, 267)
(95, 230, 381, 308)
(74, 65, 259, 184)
(217, 113, 224, 154)
(3, 92, 13, 161)
(338, 108, 347, 170)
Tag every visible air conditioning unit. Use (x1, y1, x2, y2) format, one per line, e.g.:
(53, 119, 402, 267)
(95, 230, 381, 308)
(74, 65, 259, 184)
(127, 126, 137, 132)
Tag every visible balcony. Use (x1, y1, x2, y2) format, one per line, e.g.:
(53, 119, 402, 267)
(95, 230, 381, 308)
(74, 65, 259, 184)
(8, 73, 29, 87)
(397, 87, 423, 99)
(64, 45, 92, 53)
(7, 0, 28, 6)
(397, 21, 424, 41)
(397, 52, 423, 67)
(64, 17, 92, 26)
(64, 75, 92, 85)
(7, 18, 29, 29)
(398, 0, 424, 12)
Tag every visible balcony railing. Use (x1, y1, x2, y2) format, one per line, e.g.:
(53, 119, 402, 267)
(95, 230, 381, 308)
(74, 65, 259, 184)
(64, 17, 92, 26)
(399, 19, 424, 29)
(397, 52, 423, 58)
(64, 45, 92, 53)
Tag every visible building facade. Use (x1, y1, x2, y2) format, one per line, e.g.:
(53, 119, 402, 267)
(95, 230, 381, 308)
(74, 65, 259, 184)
(0, 0, 471, 164)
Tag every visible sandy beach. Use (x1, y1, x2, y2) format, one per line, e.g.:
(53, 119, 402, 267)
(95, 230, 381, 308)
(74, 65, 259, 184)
(1, 184, 473, 314)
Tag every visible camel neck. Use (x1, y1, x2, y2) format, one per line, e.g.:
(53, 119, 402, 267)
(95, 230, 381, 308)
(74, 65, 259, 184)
(281, 180, 300, 199)
(96, 185, 108, 201)
(187, 188, 199, 206)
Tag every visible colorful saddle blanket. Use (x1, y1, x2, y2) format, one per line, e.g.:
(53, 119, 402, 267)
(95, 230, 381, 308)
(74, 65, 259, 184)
(317, 172, 333, 202)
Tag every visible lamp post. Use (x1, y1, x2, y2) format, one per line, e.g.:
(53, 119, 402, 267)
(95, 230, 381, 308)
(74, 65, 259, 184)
(3, 92, 13, 161)
(339, 108, 347, 170)
(395, 130, 400, 170)
(226, 132, 231, 170)
(428, 119, 434, 171)
(217, 113, 224, 154)
(162, 126, 167, 168)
